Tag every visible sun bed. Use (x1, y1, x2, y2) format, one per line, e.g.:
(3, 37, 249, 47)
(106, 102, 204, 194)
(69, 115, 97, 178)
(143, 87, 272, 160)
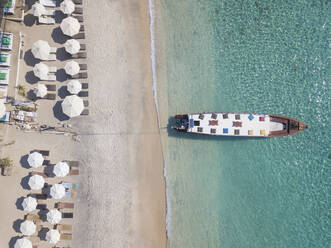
(42, 160, 50, 165)
(36, 203, 47, 210)
(72, 32, 85, 39)
(78, 91, 88, 97)
(71, 52, 87, 59)
(63, 160, 80, 167)
(0, 53, 11, 67)
(0, 68, 10, 85)
(0, 33, 13, 50)
(74, 15, 84, 23)
(30, 171, 48, 178)
(40, 75, 56, 81)
(35, 150, 50, 156)
(26, 214, 42, 222)
(56, 202, 74, 209)
(71, 72, 88, 79)
(79, 25, 85, 32)
(79, 64, 87, 70)
(60, 233, 72, 241)
(73, 0, 83, 4)
(80, 109, 89, 115)
(62, 212, 73, 218)
(73, 7, 83, 14)
(80, 44, 86, 51)
(47, 54, 57, 61)
(61, 182, 78, 189)
(68, 169, 79, 175)
(81, 83, 88, 89)
(43, 93, 56, 100)
(40, 0, 57, 7)
(38, 16, 56, 25)
(50, 47, 57, 53)
(56, 224, 72, 231)
(83, 100, 89, 107)
(31, 193, 48, 200)
(44, 9, 56, 16)
(0, 112, 10, 123)
(46, 84, 56, 91)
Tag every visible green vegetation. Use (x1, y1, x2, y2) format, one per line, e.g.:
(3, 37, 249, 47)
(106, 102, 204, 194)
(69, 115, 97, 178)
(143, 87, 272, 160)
(0, 157, 13, 167)
(16, 85, 26, 97)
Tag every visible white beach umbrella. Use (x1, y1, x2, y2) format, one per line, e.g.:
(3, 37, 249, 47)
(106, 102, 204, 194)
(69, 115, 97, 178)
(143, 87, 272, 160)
(31, 40, 50, 60)
(28, 175, 45, 190)
(64, 61, 80, 76)
(46, 209, 62, 224)
(22, 196, 37, 212)
(27, 151, 44, 168)
(46, 229, 60, 244)
(53, 161, 70, 177)
(33, 62, 49, 80)
(31, 3, 45, 17)
(50, 184, 66, 199)
(67, 80, 82, 94)
(0, 99, 6, 117)
(60, 0, 75, 15)
(61, 95, 84, 118)
(20, 220, 36, 236)
(60, 17, 81, 36)
(14, 238, 32, 248)
(64, 39, 81, 55)
(33, 84, 48, 98)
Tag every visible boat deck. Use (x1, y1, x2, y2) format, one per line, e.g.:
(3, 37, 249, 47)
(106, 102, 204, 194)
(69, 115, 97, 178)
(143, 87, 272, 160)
(187, 112, 284, 137)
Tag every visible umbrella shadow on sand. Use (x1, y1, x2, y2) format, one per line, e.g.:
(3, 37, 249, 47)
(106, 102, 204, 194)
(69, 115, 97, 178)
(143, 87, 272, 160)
(24, 49, 39, 67)
(15, 197, 25, 211)
(9, 236, 20, 248)
(58, 85, 69, 99)
(56, 47, 71, 61)
(20, 175, 31, 190)
(12, 219, 24, 233)
(20, 154, 30, 169)
(44, 165, 56, 178)
(25, 71, 39, 84)
(24, 14, 36, 27)
(53, 101, 70, 121)
(56, 68, 69, 82)
(52, 27, 68, 45)
(38, 227, 50, 241)
(55, 10, 66, 24)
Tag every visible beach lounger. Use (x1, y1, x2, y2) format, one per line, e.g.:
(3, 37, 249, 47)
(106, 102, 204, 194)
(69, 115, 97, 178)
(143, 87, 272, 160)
(43, 93, 56, 100)
(71, 72, 88, 79)
(78, 91, 88, 97)
(73, 0, 83, 4)
(42, 160, 50, 165)
(50, 47, 57, 54)
(48, 66, 57, 73)
(71, 52, 87, 59)
(80, 44, 86, 51)
(63, 160, 80, 167)
(81, 83, 88, 89)
(68, 169, 79, 175)
(72, 32, 85, 39)
(33, 194, 48, 200)
(36, 203, 47, 210)
(38, 16, 56, 25)
(62, 212, 73, 218)
(26, 214, 42, 222)
(35, 150, 50, 156)
(47, 54, 57, 61)
(73, 7, 83, 14)
(74, 15, 84, 23)
(80, 109, 89, 115)
(43, 75, 56, 81)
(79, 25, 85, 32)
(56, 224, 72, 231)
(61, 182, 78, 189)
(60, 233, 72, 240)
(40, 0, 57, 7)
(79, 64, 88, 70)
(44, 9, 56, 16)
(83, 100, 89, 107)
(0, 69, 10, 85)
(30, 171, 48, 178)
(46, 85, 56, 91)
(56, 202, 74, 209)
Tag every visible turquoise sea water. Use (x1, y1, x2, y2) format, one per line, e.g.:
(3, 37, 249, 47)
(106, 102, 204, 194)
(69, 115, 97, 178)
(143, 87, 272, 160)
(153, 1, 330, 247)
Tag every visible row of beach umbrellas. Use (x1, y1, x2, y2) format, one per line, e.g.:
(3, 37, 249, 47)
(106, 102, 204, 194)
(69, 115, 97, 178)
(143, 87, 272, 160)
(33, 80, 82, 98)
(28, 152, 70, 175)
(14, 229, 61, 247)
(28, 177, 66, 199)
(32, 0, 75, 16)
(33, 60, 81, 77)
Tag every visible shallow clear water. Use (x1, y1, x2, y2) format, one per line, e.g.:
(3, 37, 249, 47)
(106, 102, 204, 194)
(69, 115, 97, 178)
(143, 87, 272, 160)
(154, 1, 330, 247)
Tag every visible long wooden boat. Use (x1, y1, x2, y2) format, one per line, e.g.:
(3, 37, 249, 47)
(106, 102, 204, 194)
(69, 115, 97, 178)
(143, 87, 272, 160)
(173, 112, 308, 137)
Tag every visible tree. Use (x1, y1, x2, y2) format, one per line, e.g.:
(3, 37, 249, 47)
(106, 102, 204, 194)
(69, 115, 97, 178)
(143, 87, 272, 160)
(0, 157, 13, 167)
(16, 85, 26, 97)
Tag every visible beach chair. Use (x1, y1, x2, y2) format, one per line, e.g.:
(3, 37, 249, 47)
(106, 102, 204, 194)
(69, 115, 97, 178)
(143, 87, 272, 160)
(72, 32, 85, 39)
(78, 91, 88, 97)
(44, 9, 56, 16)
(71, 52, 87, 59)
(40, 0, 57, 7)
(68, 169, 79, 175)
(38, 16, 56, 25)
(61, 182, 78, 189)
(80, 44, 86, 51)
(46, 85, 56, 91)
(74, 15, 84, 23)
(50, 47, 57, 54)
(33, 194, 48, 200)
(36, 203, 47, 210)
(45, 75, 56, 81)
(80, 109, 89, 115)
(42, 160, 50, 165)
(73, 0, 83, 4)
(60, 233, 72, 240)
(48, 66, 57, 73)
(35, 150, 50, 156)
(79, 25, 85, 32)
(81, 83, 88, 89)
(43, 93, 56, 100)
(56, 202, 74, 209)
(47, 54, 57, 61)
(56, 224, 72, 231)
(71, 72, 88, 79)
(62, 212, 73, 218)
(26, 214, 42, 222)
(0, 69, 10, 85)
(30, 171, 48, 178)
(73, 7, 83, 14)
(79, 64, 88, 70)
(83, 100, 89, 107)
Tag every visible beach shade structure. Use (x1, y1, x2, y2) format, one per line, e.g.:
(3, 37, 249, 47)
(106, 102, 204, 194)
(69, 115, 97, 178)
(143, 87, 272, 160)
(64, 39, 81, 55)
(14, 237, 32, 248)
(0, 99, 6, 117)
(64, 61, 80, 76)
(32, 3, 45, 17)
(61, 95, 84, 118)
(60, 0, 75, 15)
(28, 175, 45, 190)
(31, 40, 51, 60)
(27, 151, 44, 168)
(22, 196, 37, 212)
(33, 84, 48, 98)
(33, 62, 49, 80)
(50, 184, 66, 199)
(46, 229, 60, 244)
(46, 209, 62, 224)
(20, 220, 36, 236)
(53, 161, 70, 177)
(60, 17, 81, 36)
(67, 80, 82, 94)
